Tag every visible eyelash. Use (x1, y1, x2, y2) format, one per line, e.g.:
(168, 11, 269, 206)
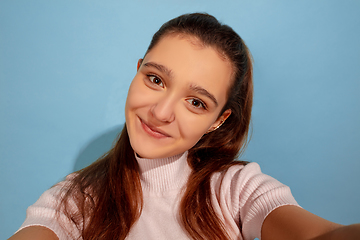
(145, 73, 207, 111)
(186, 98, 207, 110)
(146, 74, 164, 87)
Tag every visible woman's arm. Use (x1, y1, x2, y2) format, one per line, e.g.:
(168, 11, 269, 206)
(8, 226, 58, 240)
(261, 205, 360, 240)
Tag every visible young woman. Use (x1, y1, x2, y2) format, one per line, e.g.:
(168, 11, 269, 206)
(10, 13, 360, 240)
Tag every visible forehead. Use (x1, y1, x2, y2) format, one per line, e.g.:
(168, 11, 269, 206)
(143, 35, 233, 104)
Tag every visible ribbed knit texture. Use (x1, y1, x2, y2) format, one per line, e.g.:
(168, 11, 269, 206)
(136, 152, 190, 192)
(16, 152, 299, 239)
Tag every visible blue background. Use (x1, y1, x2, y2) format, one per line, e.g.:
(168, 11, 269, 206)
(1, 1, 359, 239)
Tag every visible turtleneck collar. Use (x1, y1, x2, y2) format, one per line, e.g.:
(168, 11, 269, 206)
(135, 151, 191, 193)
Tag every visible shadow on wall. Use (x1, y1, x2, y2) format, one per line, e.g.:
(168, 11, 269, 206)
(73, 124, 124, 172)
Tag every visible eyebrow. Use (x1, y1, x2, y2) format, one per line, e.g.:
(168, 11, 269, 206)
(189, 85, 218, 107)
(143, 61, 218, 107)
(143, 62, 173, 79)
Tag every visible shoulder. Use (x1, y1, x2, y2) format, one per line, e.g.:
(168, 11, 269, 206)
(30, 173, 78, 207)
(211, 162, 264, 191)
(210, 162, 267, 214)
(210, 162, 299, 238)
(16, 173, 82, 239)
(211, 162, 297, 207)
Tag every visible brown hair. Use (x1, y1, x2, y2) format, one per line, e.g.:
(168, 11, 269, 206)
(58, 13, 253, 239)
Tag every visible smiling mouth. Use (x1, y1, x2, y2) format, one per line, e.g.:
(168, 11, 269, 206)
(139, 117, 171, 139)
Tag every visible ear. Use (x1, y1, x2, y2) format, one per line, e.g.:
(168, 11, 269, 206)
(137, 58, 143, 71)
(207, 109, 232, 133)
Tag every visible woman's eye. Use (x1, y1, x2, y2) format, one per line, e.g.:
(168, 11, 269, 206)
(187, 98, 206, 110)
(148, 75, 164, 87)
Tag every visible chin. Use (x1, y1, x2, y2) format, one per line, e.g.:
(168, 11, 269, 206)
(131, 144, 180, 159)
(134, 149, 170, 159)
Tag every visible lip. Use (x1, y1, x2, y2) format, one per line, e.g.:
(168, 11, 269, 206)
(139, 117, 171, 139)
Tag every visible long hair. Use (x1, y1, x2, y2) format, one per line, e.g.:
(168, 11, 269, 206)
(58, 13, 253, 239)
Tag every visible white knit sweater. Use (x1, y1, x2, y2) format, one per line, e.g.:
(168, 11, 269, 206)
(17, 152, 299, 239)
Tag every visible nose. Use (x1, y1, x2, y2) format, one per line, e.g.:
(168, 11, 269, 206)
(150, 95, 176, 123)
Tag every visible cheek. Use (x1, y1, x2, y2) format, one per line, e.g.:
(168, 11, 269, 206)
(125, 78, 148, 110)
(177, 114, 214, 142)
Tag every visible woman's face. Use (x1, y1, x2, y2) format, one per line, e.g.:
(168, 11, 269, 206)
(125, 35, 233, 159)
